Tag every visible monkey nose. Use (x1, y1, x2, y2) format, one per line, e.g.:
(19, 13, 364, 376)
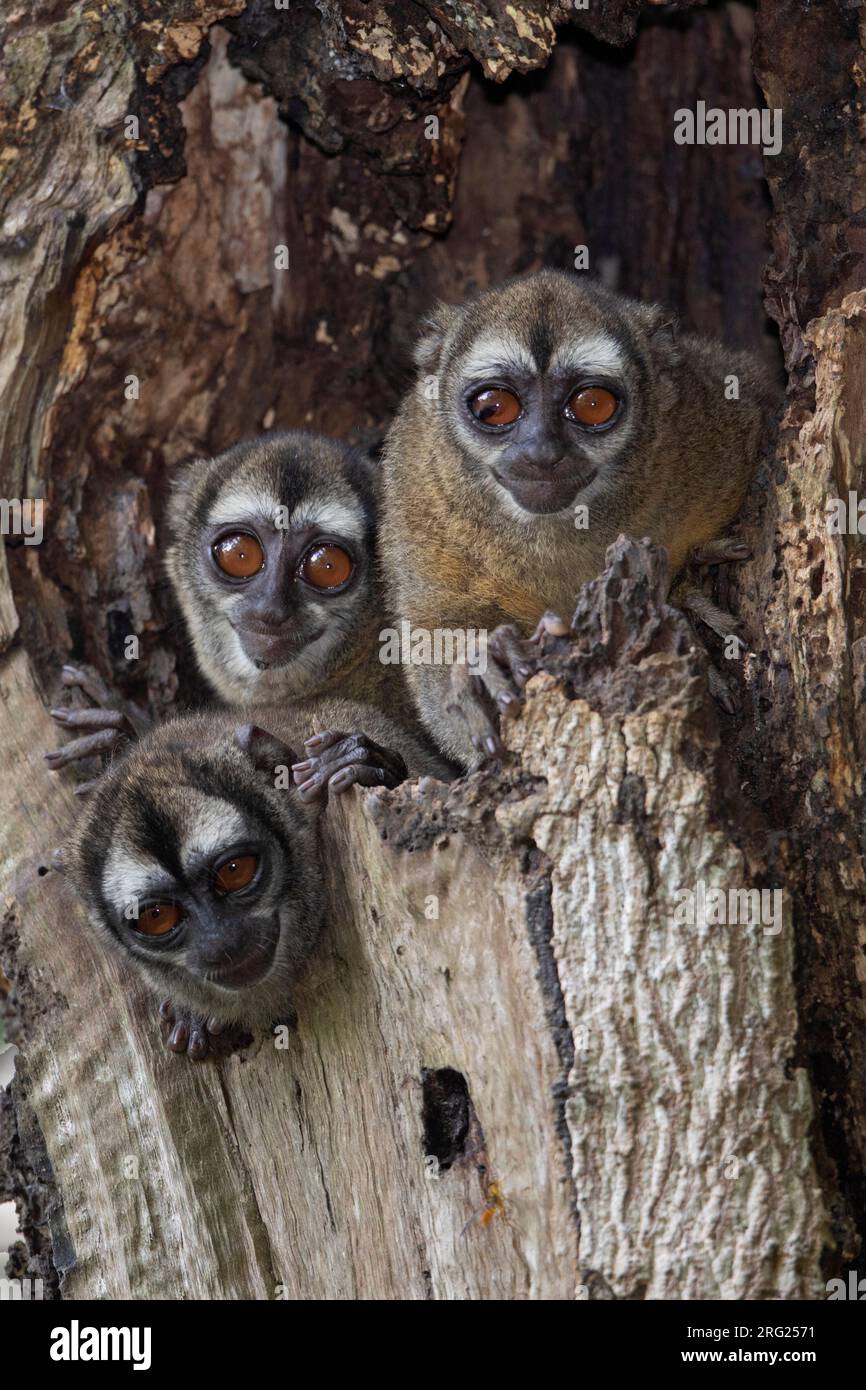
(520, 450, 565, 474)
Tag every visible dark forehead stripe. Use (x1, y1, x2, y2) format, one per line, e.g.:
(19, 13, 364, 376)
(182, 752, 298, 872)
(528, 318, 556, 374)
(129, 795, 185, 883)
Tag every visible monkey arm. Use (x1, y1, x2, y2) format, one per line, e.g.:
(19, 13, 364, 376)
(405, 611, 569, 771)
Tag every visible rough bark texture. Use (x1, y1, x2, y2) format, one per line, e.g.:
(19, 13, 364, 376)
(0, 0, 861, 1299)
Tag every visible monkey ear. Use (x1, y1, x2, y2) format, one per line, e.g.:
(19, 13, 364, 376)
(345, 442, 382, 490)
(631, 301, 682, 379)
(413, 301, 460, 372)
(633, 301, 681, 350)
(235, 724, 299, 783)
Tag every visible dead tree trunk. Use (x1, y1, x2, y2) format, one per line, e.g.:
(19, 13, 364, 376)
(1, 0, 863, 1298)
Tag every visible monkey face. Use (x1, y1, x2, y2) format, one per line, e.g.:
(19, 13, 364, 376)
(419, 271, 661, 518)
(69, 716, 323, 1025)
(166, 433, 378, 702)
(205, 514, 360, 670)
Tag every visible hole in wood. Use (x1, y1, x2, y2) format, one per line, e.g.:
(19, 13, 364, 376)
(421, 1067, 471, 1171)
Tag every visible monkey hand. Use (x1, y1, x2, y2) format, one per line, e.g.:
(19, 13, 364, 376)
(290, 729, 408, 803)
(677, 535, 753, 715)
(447, 611, 569, 764)
(44, 663, 148, 794)
(158, 998, 234, 1062)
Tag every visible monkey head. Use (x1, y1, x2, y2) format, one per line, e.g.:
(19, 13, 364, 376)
(414, 269, 677, 519)
(166, 432, 379, 703)
(65, 713, 322, 1028)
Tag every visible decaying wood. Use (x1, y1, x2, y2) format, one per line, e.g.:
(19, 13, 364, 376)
(0, 0, 863, 1300)
(1, 542, 825, 1298)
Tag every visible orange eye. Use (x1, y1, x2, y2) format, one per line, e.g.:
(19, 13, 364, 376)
(300, 544, 353, 590)
(213, 532, 265, 579)
(468, 387, 522, 427)
(565, 386, 619, 428)
(214, 854, 258, 894)
(134, 903, 183, 937)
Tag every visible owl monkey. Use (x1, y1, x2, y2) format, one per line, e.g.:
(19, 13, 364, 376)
(165, 430, 409, 713)
(61, 697, 451, 1060)
(381, 269, 776, 767)
(47, 431, 440, 787)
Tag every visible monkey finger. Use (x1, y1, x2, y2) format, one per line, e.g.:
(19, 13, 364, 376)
(328, 763, 398, 794)
(44, 728, 127, 768)
(691, 537, 751, 565)
(73, 779, 100, 797)
(681, 589, 741, 639)
(166, 1020, 190, 1053)
(476, 659, 525, 721)
(707, 661, 737, 715)
(446, 703, 502, 762)
(187, 1026, 210, 1061)
(60, 662, 115, 707)
(530, 610, 570, 643)
(50, 707, 129, 730)
(487, 624, 538, 699)
(302, 728, 345, 752)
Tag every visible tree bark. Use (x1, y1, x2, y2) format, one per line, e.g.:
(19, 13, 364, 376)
(0, 0, 862, 1299)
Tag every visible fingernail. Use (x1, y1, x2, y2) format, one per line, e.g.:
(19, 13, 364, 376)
(330, 769, 352, 790)
(498, 691, 517, 706)
(297, 776, 318, 793)
(159, 999, 175, 1021)
(485, 736, 500, 756)
(50, 708, 68, 721)
(304, 733, 327, 748)
(291, 759, 313, 774)
(168, 1023, 189, 1051)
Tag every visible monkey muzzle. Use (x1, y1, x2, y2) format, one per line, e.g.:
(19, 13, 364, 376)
(197, 915, 281, 990)
(234, 622, 324, 670)
(493, 465, 598, 516)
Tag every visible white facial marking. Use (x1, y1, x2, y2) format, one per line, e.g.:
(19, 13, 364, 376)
(288, 497, 364, 541)
(207, 483, 282, 530)
(549, 332, 624, 377)
(103, 846, 169, 917)
(181, 795, 248, 869)
(460, 332, 536, 382)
